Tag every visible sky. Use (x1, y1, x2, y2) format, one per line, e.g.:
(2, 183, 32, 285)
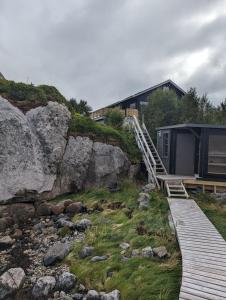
(0, 0, 226, 109)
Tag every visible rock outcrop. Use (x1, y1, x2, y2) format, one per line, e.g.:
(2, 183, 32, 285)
(0, 97, 130, 203)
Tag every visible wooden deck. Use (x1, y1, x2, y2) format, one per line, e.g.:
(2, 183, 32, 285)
(168, 198, 226, 300)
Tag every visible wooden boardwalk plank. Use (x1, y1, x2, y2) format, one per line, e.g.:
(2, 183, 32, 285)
(168, 198, 226, 300)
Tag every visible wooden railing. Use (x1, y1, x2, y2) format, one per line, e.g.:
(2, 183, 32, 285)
(90, 107, 139, 120)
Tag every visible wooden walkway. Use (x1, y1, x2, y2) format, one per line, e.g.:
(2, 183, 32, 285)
(168, 198, 226, 300)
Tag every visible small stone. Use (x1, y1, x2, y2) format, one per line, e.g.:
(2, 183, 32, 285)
(0, 236, 15, 250)
(57, 272, 77, 292)
(0, 268, 25, 300)
(100, 289, 120, 300)
(137, 193, 150, 209)
(79, 246, 94, 259)
(32, 276, 56, 298)
(9, 203, 35, 223)
(72, 293, 84, 300)
(121, 256, 129, 262)
(12, 229, 23, 239)
(141, 183, 155, 193)
(66, 202, 83, 214)
(62, 199, 74, 208)
(90, 256, 108, 263)
(43, 242, 71, 266)
(36, 202, 53, 216)
(141, 246, 153, 258)
(51, 204, 65, 215)
(119, 242, 130, 250)
(131, 249, 140, 257)
(75, 219, 92, 232)
(153, 246, 168, 258)
(87, 289, 100, 300)
(0, 217, 13, 231)
(57, 218, 76, 230)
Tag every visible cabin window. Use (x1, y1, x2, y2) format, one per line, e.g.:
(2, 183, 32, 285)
(130, 103, 136, 109)
(208, 134, 226, 175)
(163, 133, 169, 158)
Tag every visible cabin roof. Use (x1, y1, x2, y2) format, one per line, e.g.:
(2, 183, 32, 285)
(106, 79, 186, 108)
(157, 123, 226, 130)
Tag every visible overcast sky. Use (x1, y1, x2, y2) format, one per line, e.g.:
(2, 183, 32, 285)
(1, 0, 226, 109)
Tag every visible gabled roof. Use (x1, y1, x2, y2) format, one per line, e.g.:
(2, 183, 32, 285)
(157, 123, 226, 130)
(107, 79, 186, 108)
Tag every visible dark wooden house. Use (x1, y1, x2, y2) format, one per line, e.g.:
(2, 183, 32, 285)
(157, 124, 226, 180)
(91, 79, 185, 121)
(108, 79, 185, 111)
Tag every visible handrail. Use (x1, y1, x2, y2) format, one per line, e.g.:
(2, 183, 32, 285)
(132, 116, 159, 188)
(142, 122, 167, 175)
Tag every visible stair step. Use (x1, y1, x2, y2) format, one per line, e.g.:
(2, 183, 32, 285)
(169, 193, 187, 197)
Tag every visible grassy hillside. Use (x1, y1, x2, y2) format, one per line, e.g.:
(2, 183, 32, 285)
(55, 181, 181, 300)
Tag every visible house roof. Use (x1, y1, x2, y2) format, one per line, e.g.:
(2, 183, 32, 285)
(157, 123, 226, 130)
(107, 79, 186, 108)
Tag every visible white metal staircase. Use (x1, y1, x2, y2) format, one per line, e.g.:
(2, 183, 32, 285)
(132, 115, 189, 198)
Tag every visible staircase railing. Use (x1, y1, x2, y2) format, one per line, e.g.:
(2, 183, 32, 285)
(132, 116, 159, 188)
(142, 122, 167, 175)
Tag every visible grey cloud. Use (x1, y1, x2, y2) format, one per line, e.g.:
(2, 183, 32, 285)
(0, 0, 226, 109)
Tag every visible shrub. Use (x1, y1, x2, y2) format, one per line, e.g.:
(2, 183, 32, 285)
(105, 108, 124, 129)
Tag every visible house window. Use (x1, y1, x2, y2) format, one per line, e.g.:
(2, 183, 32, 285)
(130, 103, 136, 109)
(163, 133, 169, 158)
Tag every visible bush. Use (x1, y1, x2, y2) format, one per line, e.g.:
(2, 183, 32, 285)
(105, 108, 124, 129)
(0, 78, 68, 111)
(69, 114, 140, 163)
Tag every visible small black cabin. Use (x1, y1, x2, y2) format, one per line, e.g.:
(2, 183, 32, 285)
(157, 124, 226, 180)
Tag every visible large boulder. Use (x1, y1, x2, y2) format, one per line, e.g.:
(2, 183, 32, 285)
(0, 268, 25, 300)
(0, 97, 130, 203)
(0, 98, 70, 203)
(85, 142, 130, 188)
(59, 136, 93, 193)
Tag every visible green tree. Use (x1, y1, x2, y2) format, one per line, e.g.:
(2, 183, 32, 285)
(143, 89, 180, 141)
(105, 108, 124, 129)
(68, 98, 92, 116)
(215, 99, 226, 124)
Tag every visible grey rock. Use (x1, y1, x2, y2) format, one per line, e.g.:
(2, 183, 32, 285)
(141, 246, 153, 258)
(131, 249, 140, 257)
(0, 98, 70, 203)
(57, 218, 76, 230)
(57, 272, 76, 292)
(128, 164, 140, 180)
(60, 136, 93, 193)
(85, 142, 130, 189)
(43, 242, 71, 266)
(79, 246, 94, 259)
(137, 193, 150, 209)
(32, 276, 56, 298)
(58, 291, 73, 300)
(153, 246, 168, 258)
(0, 236, 15, 250)
(72, 293, 84, 300)
(90, 256, 108, 263)
(100, 290, 120, 300)
(119, 242, 130, 250)
(0, 268, 25, 300)
(75, 219, 92, 232)
(87, 290, 100, 300)
(141, 183, 155, 193)
(9, 203, 35, 223)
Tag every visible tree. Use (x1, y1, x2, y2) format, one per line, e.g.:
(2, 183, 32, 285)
(215, 99, 226, 124)
(143, 89, 180, 142)
(105, 108, 124, 129)
(179, 88, 200, 122)
(68, 98, 92, 116)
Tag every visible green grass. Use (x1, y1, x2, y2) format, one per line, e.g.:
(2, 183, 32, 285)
(59, 181, 181, 300)
(194, 192, 226, 240)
